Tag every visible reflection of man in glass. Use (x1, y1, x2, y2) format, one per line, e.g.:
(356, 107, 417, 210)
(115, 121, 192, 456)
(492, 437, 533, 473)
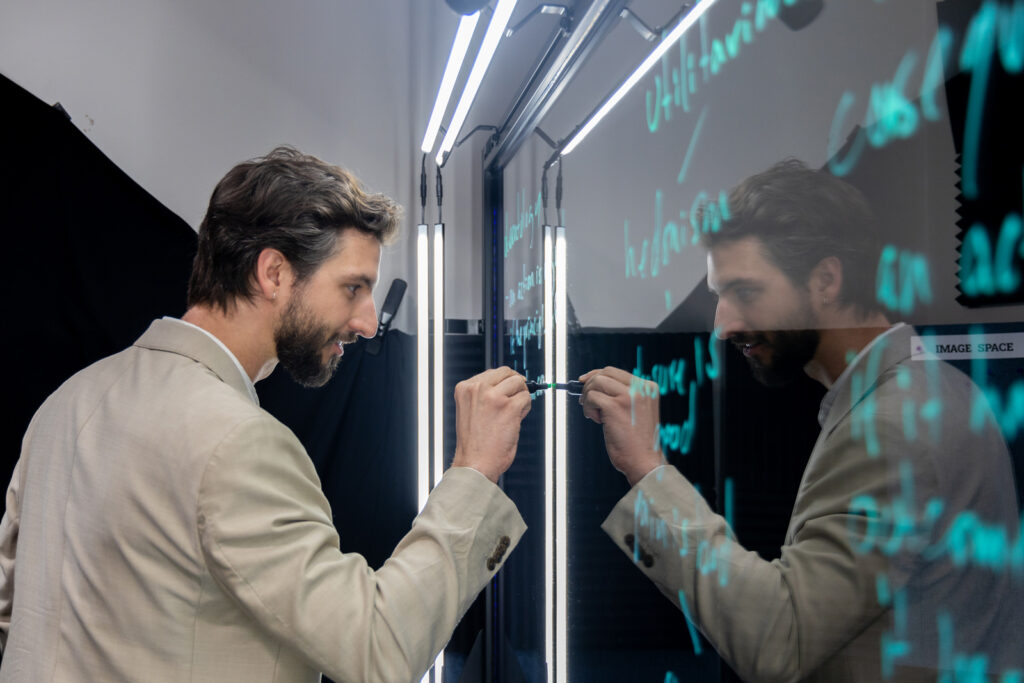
(582, 160, 1022, 680)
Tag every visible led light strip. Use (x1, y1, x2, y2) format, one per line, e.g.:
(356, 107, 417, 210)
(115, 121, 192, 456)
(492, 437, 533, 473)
(542, 224, 555, 683)
(431, 223, 446, 682)
(416, 224, 430, 682)
(436, 0, 519, 165)
(416, 224, 430, 515)
(554, 225, 568, 682)
(421, 13, 481, 154)
(561, 0, 718, 156)
(433, 223, 445, 491)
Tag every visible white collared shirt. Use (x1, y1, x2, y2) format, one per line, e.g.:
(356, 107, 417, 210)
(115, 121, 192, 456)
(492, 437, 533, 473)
(162, 316, 259, 405)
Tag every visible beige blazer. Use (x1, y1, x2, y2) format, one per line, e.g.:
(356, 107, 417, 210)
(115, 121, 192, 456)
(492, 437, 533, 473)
(0, 318, 526, 682)
(602, 325, 1022, 681)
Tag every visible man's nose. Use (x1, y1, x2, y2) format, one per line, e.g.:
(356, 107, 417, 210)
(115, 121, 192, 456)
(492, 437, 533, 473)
(352, 297, 378, 339)
(713, 300, 743, 340)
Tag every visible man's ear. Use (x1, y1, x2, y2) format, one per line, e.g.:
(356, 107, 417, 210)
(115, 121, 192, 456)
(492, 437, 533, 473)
(254, 248, 292, 302)
(810, 256, 843, 305)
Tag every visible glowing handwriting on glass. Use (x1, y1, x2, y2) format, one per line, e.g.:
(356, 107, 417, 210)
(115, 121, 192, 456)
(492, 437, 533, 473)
(503, 189, 542, 259)
(633, 481, 735, 580)
(645, 0, 799, 133)
(849, 337, 888, 457)
(828, 27, 953, 178)
(506, 262, 544, 310)
(852, 333, 952, 456)
(630, 337, 720, 455)
(677, 589, 704, 655)
(938, 613, 1024, 683)
(624, 190, 730, 280)
(677, 106, 708, 185)
(961, 214, 1024, 298)
(958, 1, 1023, 200)
(847, 460, 1023, 575)
(658, 393, 699, 456)
(969, 341, 1024, 442)
(875, 574, 911, 678)
(629, 337, 721, 399)
(830, 1, 1023, 184)
(876, 571, 1023, 680)
(876, 246, 932, 314)
(508, 310, 543, 354)
(895, 364, 944, 444)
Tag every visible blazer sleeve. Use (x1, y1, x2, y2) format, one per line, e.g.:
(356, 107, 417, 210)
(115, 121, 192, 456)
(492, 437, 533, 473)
(0, 457, 23, 653)
(197, 414, 526, 683)
(601, 417, 931, 683)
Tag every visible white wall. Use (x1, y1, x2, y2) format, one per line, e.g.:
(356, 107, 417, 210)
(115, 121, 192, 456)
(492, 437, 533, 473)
(509, 0, 1024, 330)
(0, 0, 486, 331)
(5, 0, 1022, 334)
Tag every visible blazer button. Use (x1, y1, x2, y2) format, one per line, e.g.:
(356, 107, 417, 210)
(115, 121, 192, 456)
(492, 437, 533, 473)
(624, 534, 635, 547)
(498, 535, 510, 550)
(642, 553, 654, 568)
(487, 558, 496, 571)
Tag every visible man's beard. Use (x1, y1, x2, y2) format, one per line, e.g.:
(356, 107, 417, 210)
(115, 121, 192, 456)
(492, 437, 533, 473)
(733, 328, 820, 387)
(275, 295, 352, 388)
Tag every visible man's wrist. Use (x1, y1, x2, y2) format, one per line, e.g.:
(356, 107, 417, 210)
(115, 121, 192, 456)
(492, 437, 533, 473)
(624, 454, 662, 487)
(451, 448, 500, 484)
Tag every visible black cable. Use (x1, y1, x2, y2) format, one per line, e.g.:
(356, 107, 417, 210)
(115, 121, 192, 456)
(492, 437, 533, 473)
(556, 157, 564, 226)
(541, 166, 549, 226)
(419, 154, 428, 226)
(435, 163, 444, 225)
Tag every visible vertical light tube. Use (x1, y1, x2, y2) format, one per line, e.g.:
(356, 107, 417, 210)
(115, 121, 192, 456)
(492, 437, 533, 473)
(554, 225, 568, 683)
(542, 225, 555, 682)
(432, 222, 446, 682)
(417, 224, 430, 683)
(432, 223, 445, 489)
(416, 224, 430, 514)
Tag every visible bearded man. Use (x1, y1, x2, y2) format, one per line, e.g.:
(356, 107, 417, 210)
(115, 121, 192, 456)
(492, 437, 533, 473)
(581, 159, 1021, 681)
(0, 147, 531, 682)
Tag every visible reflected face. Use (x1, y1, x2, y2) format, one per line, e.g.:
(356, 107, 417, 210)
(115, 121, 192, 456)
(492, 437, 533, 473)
(275, 229, 381, 387)
(707, 236, 819, 386)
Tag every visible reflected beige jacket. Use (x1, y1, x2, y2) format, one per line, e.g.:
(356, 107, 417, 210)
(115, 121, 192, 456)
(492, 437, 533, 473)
(602, 325, 1021, 681)
(0, 318, 525, 682)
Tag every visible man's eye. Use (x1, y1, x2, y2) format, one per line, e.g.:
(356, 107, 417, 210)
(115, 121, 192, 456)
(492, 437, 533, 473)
(346, 285, 360, 296)
(735, 288, 757, 303)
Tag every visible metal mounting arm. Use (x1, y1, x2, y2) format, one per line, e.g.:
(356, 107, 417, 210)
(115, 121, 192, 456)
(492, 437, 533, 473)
(504, 4, 570, 38)
(618, 7, 658, 42)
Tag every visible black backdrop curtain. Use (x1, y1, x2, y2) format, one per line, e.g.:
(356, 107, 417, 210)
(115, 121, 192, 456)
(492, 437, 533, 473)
(257, 333, 418, 570)
(0, 70, 419, 585)
(1, 72, 197, 498)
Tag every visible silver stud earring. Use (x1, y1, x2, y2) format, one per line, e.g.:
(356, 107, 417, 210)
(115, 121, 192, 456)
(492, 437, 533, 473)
(273, 290, 278, 300)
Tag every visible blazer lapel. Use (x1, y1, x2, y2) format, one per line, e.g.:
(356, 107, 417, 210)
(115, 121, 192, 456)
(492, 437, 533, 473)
(820, 324, 916, 438)
(133, 319, 256, 403)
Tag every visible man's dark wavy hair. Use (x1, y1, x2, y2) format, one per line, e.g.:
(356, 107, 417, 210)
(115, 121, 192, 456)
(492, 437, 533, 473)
(187, 146, 401, 312)
(699, 158, 884, 318)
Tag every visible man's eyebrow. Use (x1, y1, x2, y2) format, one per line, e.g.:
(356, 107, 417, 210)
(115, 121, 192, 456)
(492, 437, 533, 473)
(714, 278, 760, 295)
(343, 274, 375, 289)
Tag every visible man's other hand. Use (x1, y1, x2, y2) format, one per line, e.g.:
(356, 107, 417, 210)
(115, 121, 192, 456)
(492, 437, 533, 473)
(579, 367, 663, 487)
(452, 367, 532, 483)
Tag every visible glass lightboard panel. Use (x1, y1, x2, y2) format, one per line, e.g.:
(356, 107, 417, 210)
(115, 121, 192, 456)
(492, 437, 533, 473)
(499, 0, 1023, 681)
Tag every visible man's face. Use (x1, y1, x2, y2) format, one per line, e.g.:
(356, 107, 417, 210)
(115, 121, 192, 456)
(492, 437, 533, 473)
(274, 229, 380, 387)
(707, 236, 819, 386)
